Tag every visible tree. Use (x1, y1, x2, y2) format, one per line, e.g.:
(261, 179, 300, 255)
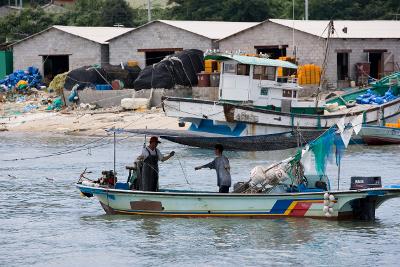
(166, 0, 282, 22)
(101, 0, 134, 27)
(64, 0, 104, 26)
(0, 7, 55, 43)
(279, 0, 400, 20)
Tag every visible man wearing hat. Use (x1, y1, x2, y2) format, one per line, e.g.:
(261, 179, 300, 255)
(137, 136, 175, 191)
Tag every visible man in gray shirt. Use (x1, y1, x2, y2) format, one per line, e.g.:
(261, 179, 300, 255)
(195, 144, 231, 193)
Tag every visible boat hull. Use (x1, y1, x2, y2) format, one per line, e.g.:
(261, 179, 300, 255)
(360, 126, 400, 145)
(77, 184, 400, 220)
(162, 97, 400, 133)
(161, 130, 324, 151)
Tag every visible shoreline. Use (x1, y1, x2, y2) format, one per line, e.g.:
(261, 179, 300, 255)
(0, 107, 186, 136)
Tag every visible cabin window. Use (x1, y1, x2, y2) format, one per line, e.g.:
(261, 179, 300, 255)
(237, 64, 250, 76)
(260, 87, 269, 96)
(282, 89, 292, 98)
(265, 66, 276, 81)
(223, 63, 236, 74)
(293, 90, 297, 98)
(252, 66, 276, 80)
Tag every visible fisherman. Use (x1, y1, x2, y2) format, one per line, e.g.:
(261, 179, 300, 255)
(137, 136, 175, 192)
(195, 144, 231, 193)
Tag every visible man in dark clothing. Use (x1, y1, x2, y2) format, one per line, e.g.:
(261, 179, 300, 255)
(195, 144, 231, 193)
(137, 136, 174, 191)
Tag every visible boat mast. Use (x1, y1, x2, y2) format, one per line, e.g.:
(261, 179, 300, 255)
(305, 0, 309, 20)
(316, 20, 334, 108)
(292, 0, 296, 58)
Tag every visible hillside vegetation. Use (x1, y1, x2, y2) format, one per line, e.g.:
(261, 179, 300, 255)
(0, 0, 399, 44)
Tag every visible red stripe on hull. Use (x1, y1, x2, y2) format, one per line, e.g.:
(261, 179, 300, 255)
(288, 202, 312, 217)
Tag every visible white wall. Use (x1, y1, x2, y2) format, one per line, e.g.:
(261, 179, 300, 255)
(13, 28, 103, 75)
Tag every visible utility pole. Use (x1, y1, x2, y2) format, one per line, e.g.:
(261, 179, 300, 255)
(147, 0, 152, 22)
(305, 0, 309, 20)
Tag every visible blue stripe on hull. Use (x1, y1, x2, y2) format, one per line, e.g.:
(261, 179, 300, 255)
(189, 119, 246, 136)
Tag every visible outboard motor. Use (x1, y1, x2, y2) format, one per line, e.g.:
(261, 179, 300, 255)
(350, 176, 382, 190)
(350, 176, 382, 220)
(100, 170, 116, 186)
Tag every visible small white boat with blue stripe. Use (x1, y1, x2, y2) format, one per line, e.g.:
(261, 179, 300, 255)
(77, 120, 400, 221)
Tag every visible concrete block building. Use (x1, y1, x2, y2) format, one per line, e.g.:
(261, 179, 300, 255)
(11, 26, 133, 81)
(108, 20, 258, 68)
(218, 19, 400, 88)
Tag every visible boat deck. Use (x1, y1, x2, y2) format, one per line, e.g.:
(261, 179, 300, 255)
(327, 104, 374, 115)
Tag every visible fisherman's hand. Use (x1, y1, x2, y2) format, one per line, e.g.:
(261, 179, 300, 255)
(170, 151, 175, 157)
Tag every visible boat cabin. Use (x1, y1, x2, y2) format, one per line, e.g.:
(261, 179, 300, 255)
(205, 54, 323, 111)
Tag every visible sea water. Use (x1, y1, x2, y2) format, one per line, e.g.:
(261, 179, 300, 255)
(1, 133, 400, 266)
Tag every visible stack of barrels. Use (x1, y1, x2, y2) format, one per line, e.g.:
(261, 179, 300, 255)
(198, 60, 221, 87)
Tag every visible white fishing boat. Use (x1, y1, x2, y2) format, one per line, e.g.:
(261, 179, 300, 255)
(77, 118, 400, 220)
(360, 125, 400, 145)
(162, 54, 400, 135)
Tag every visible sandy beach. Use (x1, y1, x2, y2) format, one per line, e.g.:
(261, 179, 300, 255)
(0, 101, 184, 136)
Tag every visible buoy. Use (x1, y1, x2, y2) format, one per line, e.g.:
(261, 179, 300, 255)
(328, 201, 335, 208)
(324, 192, 329, 200)
(329, 194, 335, 201)
(325, 212, 332, 217)
(323, 206, 329, 213)
(328, 207, 334, 214)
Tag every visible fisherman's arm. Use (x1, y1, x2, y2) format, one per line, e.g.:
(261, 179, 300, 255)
(195, 159, 216, 170)
(161, 151, 175, 162)
(136, 148, 147, 161)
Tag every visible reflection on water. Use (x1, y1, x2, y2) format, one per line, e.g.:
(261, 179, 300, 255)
(1, 133, 400, 266)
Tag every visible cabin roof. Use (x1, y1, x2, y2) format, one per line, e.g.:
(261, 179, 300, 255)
(204, 54, 298, 69)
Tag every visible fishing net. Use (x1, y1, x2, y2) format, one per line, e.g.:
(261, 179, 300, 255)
(48, 72, 67, 95)
(133, 49, 204, 90)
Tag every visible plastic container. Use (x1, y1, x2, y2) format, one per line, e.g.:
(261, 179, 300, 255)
(127, 60, 138, 67)
(210, 73, 220, 87)
(95, 84, 112, 91)
(197, 73, 210, 87)
(204, 60, 218, 73)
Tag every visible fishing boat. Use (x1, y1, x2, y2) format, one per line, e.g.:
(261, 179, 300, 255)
(360, 126, 400, 145)
(162, 53, 400, 135)
(77, 116, 400, 220)
(120, 128, 324, 151)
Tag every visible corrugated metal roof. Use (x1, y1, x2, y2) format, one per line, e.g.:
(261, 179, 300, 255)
(270, 19, 400, 39)
(53, 25, 134, 44)
(158, 20, 259, 40)
(204, 54, 298, 69)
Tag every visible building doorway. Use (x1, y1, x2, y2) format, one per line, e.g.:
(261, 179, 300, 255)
(337, 52, 349, 80)
(139, 48, 183, 66)
(368, 52, 383, 79)
(255, 45, 287, 59)
(42, 55, 69, 83)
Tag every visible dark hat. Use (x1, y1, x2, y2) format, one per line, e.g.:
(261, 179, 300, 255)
(149, 136, 161, 143)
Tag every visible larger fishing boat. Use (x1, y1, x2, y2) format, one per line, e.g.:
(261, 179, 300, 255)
(77, 118, 400, 220)
(162, 54, 400, 135)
